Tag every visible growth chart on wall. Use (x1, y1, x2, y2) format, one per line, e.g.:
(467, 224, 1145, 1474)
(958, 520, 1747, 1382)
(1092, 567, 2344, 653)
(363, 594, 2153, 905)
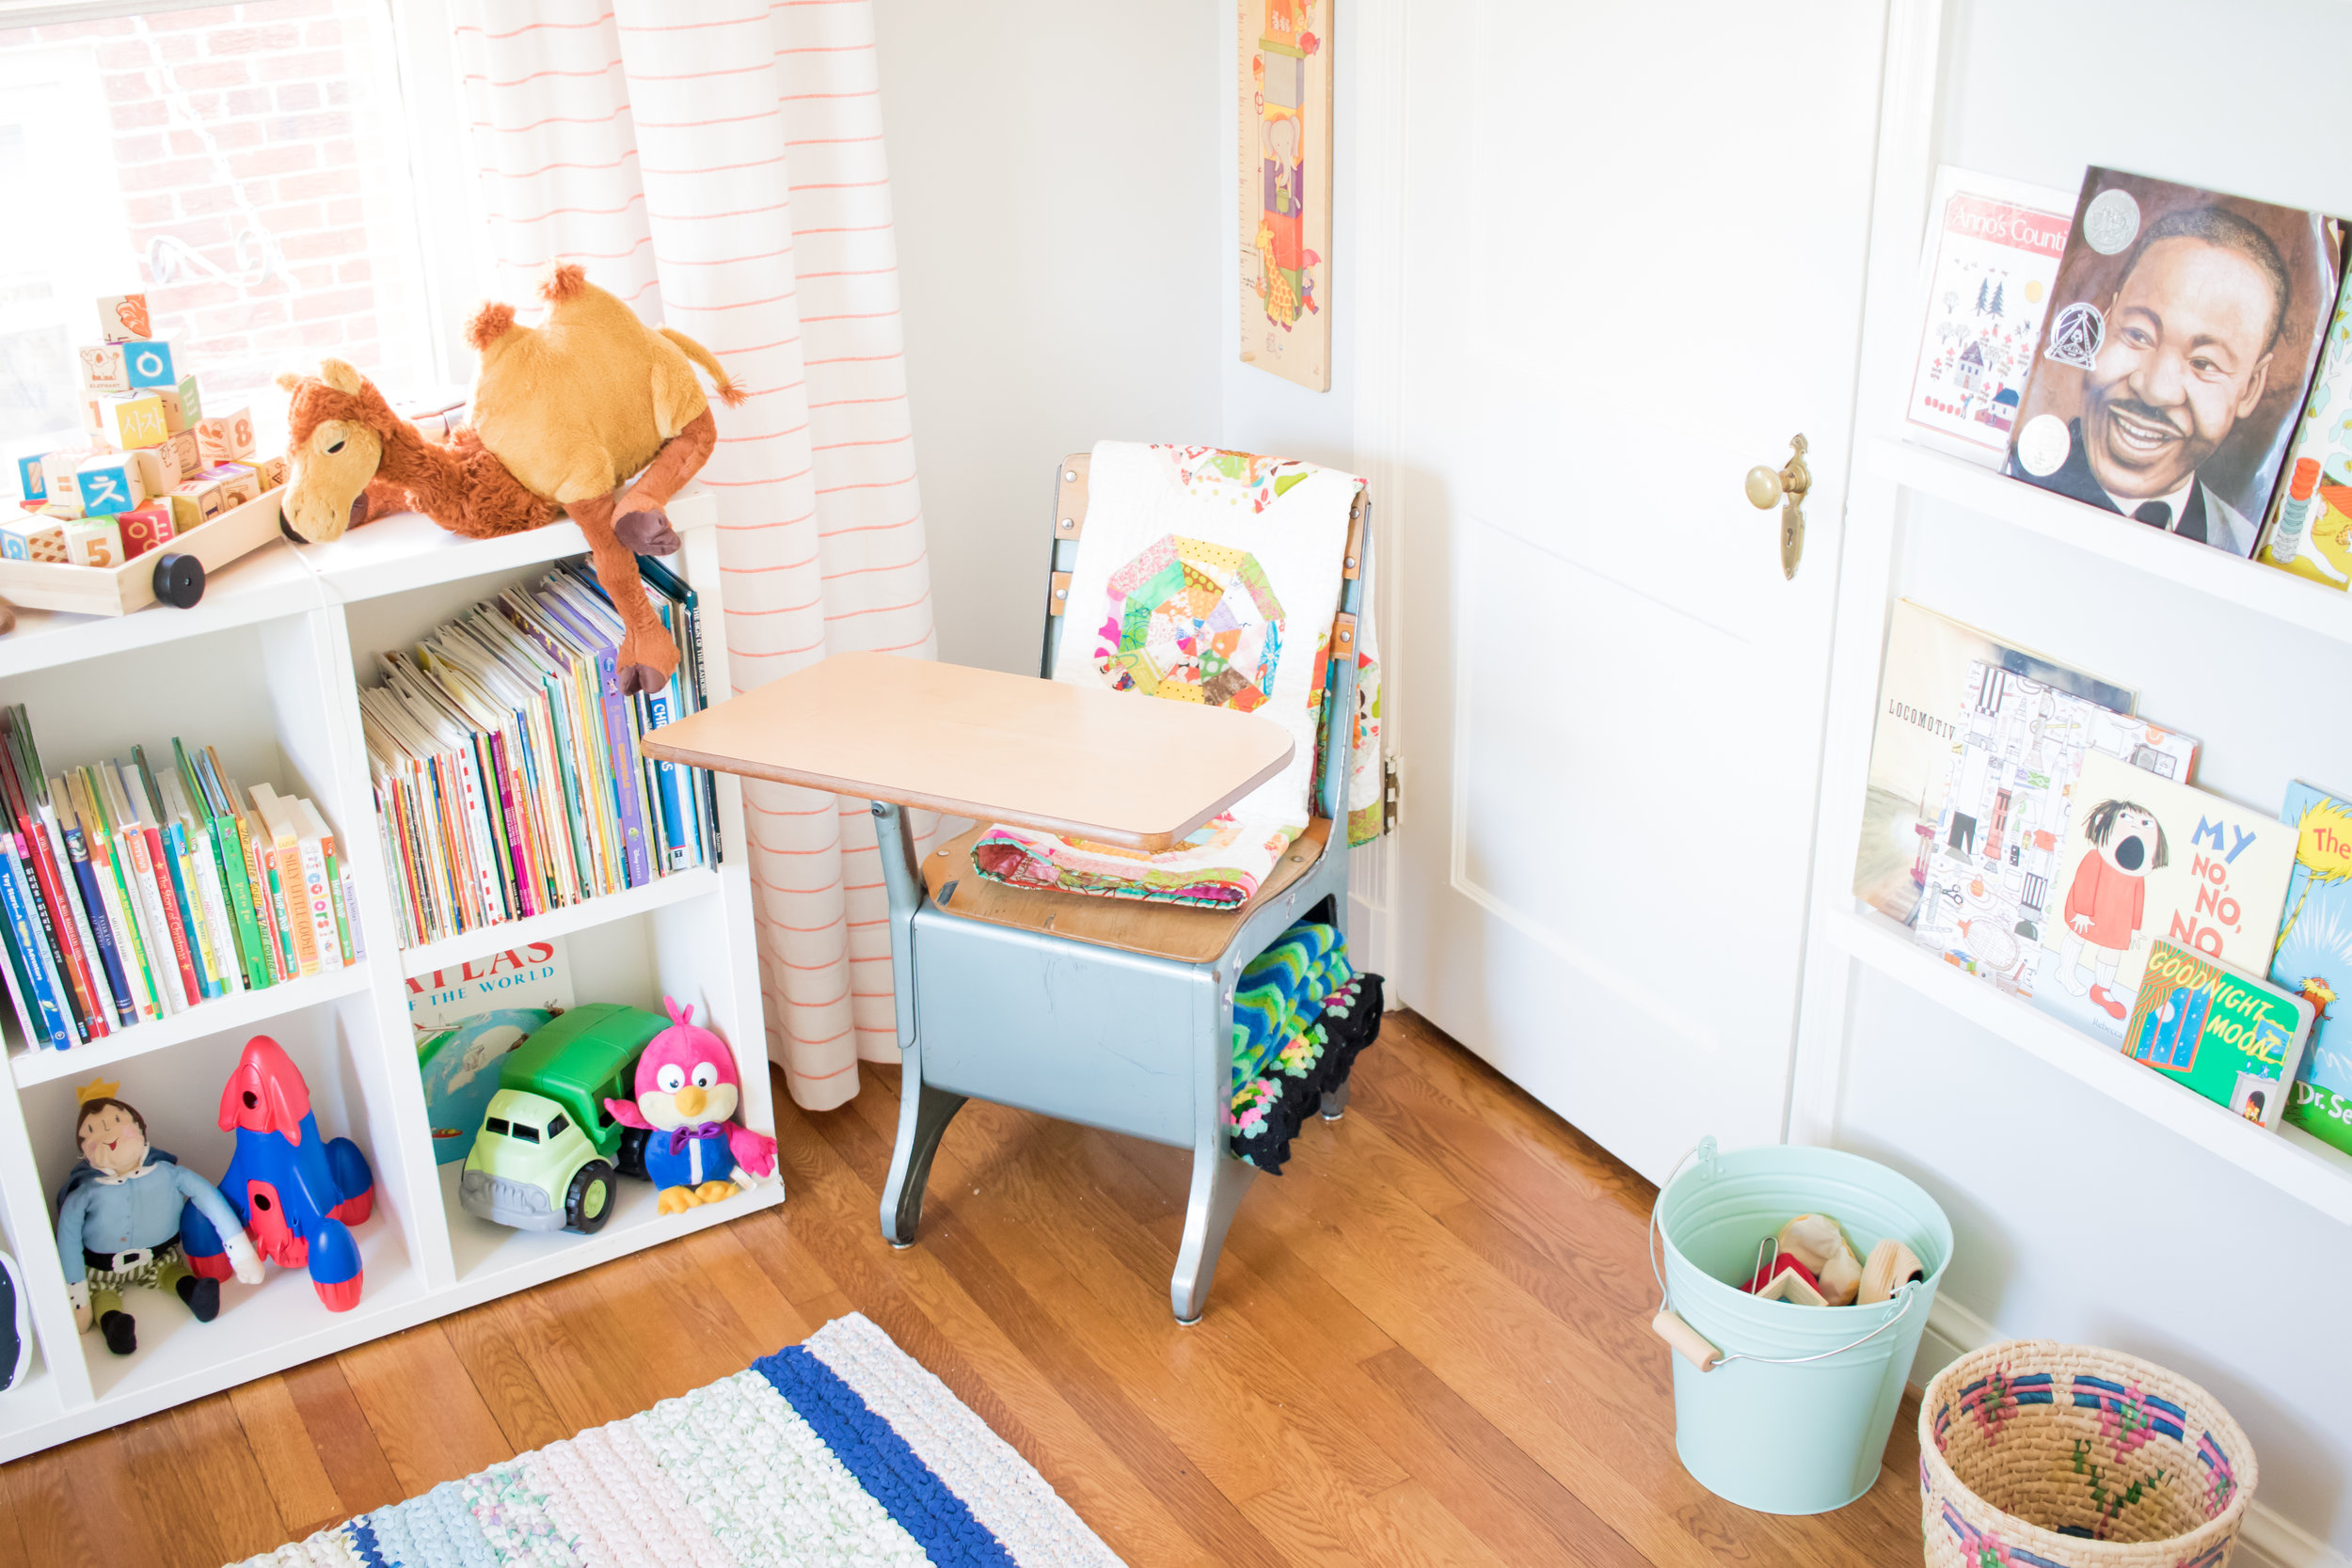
(1238, 0, 1332, 391)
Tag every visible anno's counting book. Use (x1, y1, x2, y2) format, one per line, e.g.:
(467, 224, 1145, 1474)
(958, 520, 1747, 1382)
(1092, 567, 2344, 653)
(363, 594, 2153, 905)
(2271, 782, 2352, 1154)
(2123, 941, 2313, 1130)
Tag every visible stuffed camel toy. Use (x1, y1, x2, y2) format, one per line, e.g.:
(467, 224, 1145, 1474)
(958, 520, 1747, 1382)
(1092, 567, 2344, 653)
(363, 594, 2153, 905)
(277, 262, 743, 694)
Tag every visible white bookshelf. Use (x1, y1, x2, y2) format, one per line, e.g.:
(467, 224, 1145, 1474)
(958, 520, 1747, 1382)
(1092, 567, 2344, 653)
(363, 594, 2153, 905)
(0, 489, 777, 1460)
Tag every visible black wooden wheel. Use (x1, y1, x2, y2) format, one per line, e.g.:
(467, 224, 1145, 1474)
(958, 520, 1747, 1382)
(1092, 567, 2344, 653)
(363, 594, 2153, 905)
(151, 552, 205, 609)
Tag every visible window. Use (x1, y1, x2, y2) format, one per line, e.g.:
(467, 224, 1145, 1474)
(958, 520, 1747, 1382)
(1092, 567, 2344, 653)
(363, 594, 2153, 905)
(1, 0, 465, 473)
(485, 1116, 510, 1136)
(545, 1113, 567, 1138)
(511, 1121, 539, 1144)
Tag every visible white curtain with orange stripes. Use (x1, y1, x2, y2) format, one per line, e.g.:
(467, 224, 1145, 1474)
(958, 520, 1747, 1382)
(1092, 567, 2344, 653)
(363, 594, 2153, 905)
(453, 0, 937, 1109)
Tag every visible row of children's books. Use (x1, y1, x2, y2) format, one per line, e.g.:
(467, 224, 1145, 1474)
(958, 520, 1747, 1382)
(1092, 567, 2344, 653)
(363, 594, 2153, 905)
(1857, 601, 2352, 1161)
(363, 555, 718, 950)
(0, 707, 358, 1053)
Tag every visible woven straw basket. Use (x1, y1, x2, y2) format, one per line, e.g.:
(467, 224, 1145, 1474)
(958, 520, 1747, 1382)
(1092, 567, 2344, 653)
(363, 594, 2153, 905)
(1919, 1340, 2256, 1568)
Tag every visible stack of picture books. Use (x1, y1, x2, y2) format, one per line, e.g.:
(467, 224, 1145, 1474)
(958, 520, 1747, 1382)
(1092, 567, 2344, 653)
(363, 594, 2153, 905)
(0, 706, 360, 1053)
(361, 556, 718, 951)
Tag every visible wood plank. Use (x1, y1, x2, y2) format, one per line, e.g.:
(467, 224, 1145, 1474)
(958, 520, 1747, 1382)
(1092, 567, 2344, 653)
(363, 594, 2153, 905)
(18, 1009, 1928, 1568)
(643, 650, 1294, 851)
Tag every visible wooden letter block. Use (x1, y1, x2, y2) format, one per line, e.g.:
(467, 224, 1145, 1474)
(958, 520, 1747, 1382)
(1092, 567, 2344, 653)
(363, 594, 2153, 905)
(199, 461, 260, 509)
(1, 519, 69, 562)
(103, 391, 169, 450)
(14, 453, 46, 503)
(159, 428, 200, 484)
(99, 293, 151, 342)
(119, 503, 175, 558)
(77, 343, 127, 393)
(121, 339, 176, 388)
(247, 454, 287, 490)
(167, 479, 224, 531)
(74, 454, 144, 515)
(197, 406, 255, 465)
(65, 515, 124, 568)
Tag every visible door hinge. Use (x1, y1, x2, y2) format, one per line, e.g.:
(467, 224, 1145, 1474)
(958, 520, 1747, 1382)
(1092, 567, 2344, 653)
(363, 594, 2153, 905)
(1383, 756, 1401, 832)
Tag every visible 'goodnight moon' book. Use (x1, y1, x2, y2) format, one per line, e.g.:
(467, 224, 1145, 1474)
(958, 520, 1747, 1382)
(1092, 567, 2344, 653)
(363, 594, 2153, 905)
(2122, 942, 2313, 1131)
(2272, 782, 2352, 1154)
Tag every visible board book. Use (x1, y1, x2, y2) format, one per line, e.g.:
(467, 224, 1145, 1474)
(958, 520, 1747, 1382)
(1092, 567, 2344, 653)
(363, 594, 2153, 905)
(1856, 601, 2134, 927)
(2033, 752, 2296, 1044)
(2122, 941, 2313, 1130)
(1915, 662, 2193, 996)
(2271, 782, 2352, 1155)
(1905, 167, 2074, 465)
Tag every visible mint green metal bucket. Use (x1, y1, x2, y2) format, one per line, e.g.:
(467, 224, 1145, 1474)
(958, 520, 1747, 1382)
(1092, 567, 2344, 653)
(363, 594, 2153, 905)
(1650, 1138, 1952, 1515)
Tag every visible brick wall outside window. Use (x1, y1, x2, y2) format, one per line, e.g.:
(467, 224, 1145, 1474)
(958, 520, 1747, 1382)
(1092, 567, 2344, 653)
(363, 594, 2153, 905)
(0, 1, 432, 461)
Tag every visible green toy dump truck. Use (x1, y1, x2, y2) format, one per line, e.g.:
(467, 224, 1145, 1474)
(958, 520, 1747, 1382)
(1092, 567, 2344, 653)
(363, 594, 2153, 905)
(458, 1002, 669, 1233)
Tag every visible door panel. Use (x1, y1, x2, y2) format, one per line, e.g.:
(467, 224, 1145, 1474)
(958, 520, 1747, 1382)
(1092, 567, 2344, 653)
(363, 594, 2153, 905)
(1393, 0, 1887, 1180)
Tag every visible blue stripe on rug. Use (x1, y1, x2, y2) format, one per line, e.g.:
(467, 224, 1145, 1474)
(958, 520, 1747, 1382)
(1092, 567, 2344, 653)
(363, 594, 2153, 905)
(755, 1342, 1018, 1568)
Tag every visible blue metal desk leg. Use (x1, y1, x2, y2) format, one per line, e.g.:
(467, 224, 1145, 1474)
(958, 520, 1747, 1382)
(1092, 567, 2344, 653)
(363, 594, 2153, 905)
(871, 800, 961, 1247)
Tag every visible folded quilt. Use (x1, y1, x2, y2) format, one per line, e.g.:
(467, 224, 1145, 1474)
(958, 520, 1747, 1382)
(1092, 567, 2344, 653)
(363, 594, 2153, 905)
(972, 442, 1367, 906)
(971, 813, 1295, 909)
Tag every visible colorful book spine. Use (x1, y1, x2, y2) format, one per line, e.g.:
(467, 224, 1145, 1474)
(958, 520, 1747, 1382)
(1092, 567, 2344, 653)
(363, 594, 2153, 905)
(0, 836, 72, 1049)
(127, 764, 204, 1006)
(192, 745, 270, 990)
(58, 806, 135, 1027)
(106, 765, 190, 1016)
(76, 772, 158, 1022)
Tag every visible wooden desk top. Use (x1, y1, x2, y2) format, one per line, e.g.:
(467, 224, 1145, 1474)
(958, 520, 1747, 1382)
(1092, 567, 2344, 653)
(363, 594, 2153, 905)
(642, 651, 1295, 851)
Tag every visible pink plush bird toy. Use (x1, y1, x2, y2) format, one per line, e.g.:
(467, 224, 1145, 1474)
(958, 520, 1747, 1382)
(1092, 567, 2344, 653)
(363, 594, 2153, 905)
(602, 998, 778, 1214)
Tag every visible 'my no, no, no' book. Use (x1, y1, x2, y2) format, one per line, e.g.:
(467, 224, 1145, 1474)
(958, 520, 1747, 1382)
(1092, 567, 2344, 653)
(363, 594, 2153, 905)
(2122, 941, 2313, 1131)
(2032, 752, 2296, 1045)
(2271, 782, 2352, 1155)
(1905, 168, 2074, 465)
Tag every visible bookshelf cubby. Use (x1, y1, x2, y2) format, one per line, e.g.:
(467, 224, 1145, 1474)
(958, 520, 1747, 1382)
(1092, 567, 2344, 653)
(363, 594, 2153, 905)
(0, 489, 776, 1460)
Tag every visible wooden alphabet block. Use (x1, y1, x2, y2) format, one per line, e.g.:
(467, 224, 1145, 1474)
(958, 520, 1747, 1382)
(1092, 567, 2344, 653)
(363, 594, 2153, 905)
(77, 343, 127, 393)
(121, 339, 176, 388)
(167, 478, 224, 531)
(102, 391, 170, 450)
(74, 453, 144, 515)
(14, 453, 46, 503)
(64, 515, 125, 568)
(196, 405, 254, 465)
(199, 461, 260, 510)
(119, 503, 175, 558)
(98, 293, 151, 342)
(158, 428, 200, 484)
(1, 519, 69, 562)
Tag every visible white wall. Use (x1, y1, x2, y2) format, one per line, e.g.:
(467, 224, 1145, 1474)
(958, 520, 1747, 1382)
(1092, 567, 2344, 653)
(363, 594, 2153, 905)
(875, 2, 1226, 676)
(1825, 3, 2352, 1560)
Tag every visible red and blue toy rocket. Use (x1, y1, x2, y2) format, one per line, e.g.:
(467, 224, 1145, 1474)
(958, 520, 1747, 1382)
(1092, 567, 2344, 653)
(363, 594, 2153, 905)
(183, 1036, 374, 1312)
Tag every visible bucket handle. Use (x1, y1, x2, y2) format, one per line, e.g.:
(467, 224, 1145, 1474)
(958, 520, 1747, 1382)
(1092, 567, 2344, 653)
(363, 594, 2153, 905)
(1648, 1140, 1920, 1374)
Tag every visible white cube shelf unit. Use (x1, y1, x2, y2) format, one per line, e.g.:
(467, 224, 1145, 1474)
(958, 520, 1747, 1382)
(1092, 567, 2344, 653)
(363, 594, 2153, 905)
(0, 491, 777, 1460)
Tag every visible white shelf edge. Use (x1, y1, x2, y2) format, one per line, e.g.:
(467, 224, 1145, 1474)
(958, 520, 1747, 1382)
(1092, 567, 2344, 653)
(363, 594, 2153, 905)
(398, 867, 723, 980)
(1869, 436, 2352, 647)
(9, 963, 375, 1089)
(1828, 904, 2352, 1224)
(301, 486, 720, 606)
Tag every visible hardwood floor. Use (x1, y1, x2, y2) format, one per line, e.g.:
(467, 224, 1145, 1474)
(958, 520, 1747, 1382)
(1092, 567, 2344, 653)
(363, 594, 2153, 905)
(0, 1011, 1923, 1566)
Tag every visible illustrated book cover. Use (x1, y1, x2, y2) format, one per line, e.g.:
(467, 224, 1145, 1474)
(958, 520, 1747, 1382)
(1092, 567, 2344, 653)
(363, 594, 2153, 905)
(2270, 782, 2352, 1155)
(2033, 752, 2296, 1043)
(1857, 601, 2135, 927)
(1914, 662, 2193, 994)
(2259, 262, 2352, 589)
(408, 937, 571, 1165)
(2004, 167, 2340, 559)
(2122, 941, 2313, 1130)
(1906, 167, 2074, 464)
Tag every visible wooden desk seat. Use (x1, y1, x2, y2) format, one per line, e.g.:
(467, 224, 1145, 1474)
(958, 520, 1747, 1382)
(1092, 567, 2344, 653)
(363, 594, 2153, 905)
(920, 816, 1336, 965)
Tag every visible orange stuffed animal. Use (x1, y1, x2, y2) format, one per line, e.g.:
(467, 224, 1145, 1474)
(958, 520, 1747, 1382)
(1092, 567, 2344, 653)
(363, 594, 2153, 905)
(276, 262, 743, 693)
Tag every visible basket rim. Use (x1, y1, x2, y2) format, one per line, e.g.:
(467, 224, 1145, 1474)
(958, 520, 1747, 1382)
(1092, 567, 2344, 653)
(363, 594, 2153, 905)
(1917, 1338, 2257, 1559)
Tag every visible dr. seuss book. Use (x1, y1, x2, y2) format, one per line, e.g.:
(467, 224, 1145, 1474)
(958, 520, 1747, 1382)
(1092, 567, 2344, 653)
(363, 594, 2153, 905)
(1857, 602, 2135, 927)
(2122, 942, 2312, 1131)
(2259, 261, 2352, 588)
(2032, 752, 2296, 1044)
(2270, 783, 2352, 1154)
(2004, 168, 2340, 559)
(1906, 168, 2074, 464)
(1914, 663, 2192, 993)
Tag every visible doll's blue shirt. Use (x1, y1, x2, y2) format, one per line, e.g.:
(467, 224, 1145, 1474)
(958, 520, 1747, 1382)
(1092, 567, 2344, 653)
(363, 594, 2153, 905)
(56, 1155, 244, 1284)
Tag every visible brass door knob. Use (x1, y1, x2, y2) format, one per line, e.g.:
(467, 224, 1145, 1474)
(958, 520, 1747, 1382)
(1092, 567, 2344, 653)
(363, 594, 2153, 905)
(1745, 434, 1809, 579)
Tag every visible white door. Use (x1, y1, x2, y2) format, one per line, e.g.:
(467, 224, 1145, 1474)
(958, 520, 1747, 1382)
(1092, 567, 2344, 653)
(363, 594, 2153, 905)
(1387, 1, 1889, 1180)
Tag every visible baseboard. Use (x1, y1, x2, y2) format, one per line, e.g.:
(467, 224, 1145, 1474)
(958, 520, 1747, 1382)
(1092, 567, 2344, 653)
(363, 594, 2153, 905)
(1913, 1295, 2346, 1568)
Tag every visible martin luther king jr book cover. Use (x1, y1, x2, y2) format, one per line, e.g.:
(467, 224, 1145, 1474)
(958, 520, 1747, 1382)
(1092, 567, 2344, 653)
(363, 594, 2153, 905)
(2004, 168, 2341, 559)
